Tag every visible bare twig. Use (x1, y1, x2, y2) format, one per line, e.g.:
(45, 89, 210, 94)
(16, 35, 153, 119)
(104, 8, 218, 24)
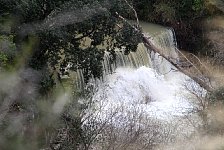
(189, 52, 212, 75)
(123, 0, 139, 26)
(143, 35, 213, 92)
(176, 48, 203, 76)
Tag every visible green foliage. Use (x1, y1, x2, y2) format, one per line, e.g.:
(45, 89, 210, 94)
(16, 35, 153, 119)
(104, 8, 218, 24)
(1, 0, 142, 82)
(0, 52, 8, 68)
(132, 0, 155, 22)
(0, 35, 16, 69)
(133, 0, 210, 52)
(192, 0, 204, 12)
(0, 1, 143, 149)
(39, 71, 56, 96)
(134, 0, 205, 23)
(154, 2, 175, 22)
(115, 22, 143, 54)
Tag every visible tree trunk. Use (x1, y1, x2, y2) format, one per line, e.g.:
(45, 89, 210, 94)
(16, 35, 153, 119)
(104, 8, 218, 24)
(142, 35, 213, 92)
(115, 12, 213, 92)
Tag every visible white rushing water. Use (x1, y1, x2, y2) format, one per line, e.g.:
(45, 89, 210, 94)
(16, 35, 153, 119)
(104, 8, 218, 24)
(89, 23, 196, 122)
(79, 23, 203, 150)
(92, 67, 193, 120)
(79, 23, 205, 150)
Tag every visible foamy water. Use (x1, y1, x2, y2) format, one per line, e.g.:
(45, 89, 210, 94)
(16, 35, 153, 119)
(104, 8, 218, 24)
(92, 66, 193, 121)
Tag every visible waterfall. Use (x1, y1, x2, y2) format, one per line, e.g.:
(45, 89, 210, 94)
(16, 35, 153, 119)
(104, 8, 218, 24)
(87, 24, 195, 121)
(81, 24, 200, 149)
(74, 23, 181, 91)
(102, 26, 178, 77)
(74, 23, 179, 89)
(102, 43, 152, 77)
(149, 28, 179, 75)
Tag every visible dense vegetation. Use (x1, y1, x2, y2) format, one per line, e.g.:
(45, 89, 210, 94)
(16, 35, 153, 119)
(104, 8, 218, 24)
(0, 0, 224, 149)
(0, 0, 142, 82)
(133, 0, 223, 52)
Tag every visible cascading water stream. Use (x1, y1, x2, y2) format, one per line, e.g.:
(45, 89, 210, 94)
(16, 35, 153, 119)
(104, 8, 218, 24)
(76, 23, 206, 150)
(89, 26, 194, 121)
(80, 23, 202, 149)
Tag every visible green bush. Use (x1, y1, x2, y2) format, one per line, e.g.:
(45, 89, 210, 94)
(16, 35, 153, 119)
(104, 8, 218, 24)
(0, 52, 8, 68)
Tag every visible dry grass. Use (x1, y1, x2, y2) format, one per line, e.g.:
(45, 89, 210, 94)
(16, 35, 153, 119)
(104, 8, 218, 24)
(197, 56, 224, 88)
(179, 49, 224, 88)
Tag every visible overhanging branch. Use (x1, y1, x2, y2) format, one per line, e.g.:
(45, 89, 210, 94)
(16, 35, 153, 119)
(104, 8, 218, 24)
(142, 35, 213, 92)
(116, 12, 213, 92)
